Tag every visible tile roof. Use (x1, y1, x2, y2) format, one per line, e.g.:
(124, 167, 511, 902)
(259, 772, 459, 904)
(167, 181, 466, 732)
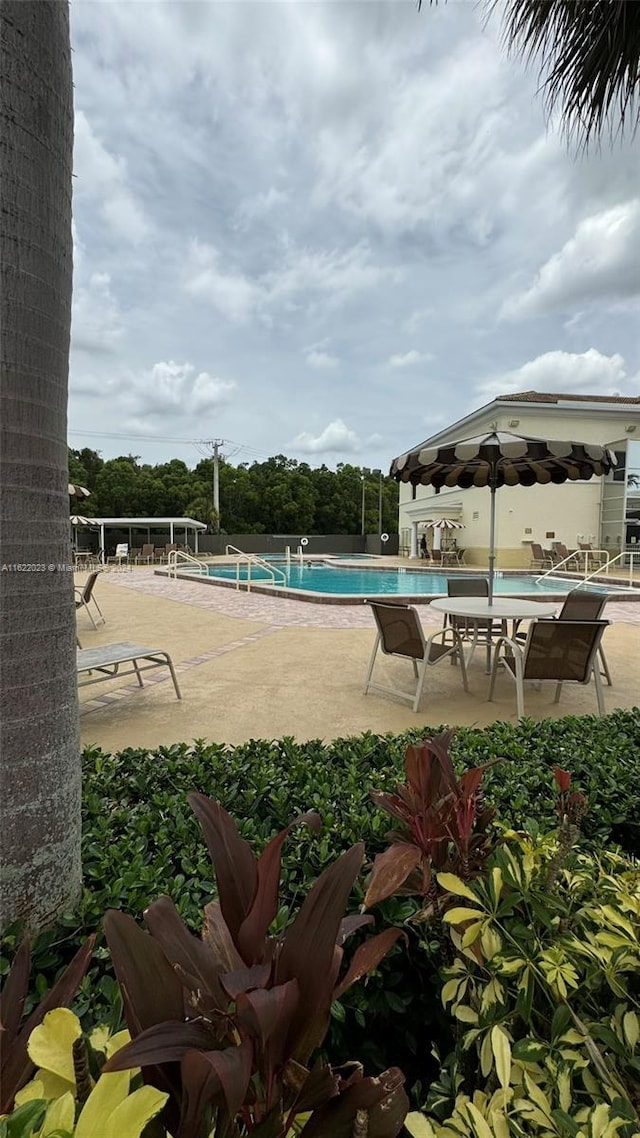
(499, 390, 640, 405)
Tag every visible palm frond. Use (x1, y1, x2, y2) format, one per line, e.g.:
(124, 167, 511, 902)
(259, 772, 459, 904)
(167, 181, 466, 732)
(492, 0, 640, 147)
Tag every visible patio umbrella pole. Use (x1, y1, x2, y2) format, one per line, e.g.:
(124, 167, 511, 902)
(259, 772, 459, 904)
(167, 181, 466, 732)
(488, 475, 497, 605)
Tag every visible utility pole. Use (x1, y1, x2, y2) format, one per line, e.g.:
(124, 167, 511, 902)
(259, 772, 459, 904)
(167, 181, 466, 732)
(212, 439, 222, 533)
(361, 474, 366, 536)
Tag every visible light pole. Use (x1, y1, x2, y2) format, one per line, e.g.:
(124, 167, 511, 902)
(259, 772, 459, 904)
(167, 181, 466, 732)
(377, 470, 383, 534)
(360, 474, 366, 536)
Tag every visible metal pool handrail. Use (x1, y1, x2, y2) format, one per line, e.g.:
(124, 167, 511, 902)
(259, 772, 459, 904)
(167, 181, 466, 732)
(167, 549, 209, 577)
(225, 545, 287, 591)
(535, 547, 610, 585)
(580, 549, 640, 589)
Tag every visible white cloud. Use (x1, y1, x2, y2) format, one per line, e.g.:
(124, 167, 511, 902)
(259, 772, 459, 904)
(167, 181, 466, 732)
(184, 241, 260, 324)
(502, 201, 640, 319)
(388, 349, 431, 368)
(292, 418, 360, 454)
(479, 348, 630, 398)
(71, 271, 124, 354)
(184, 239, 394, 324)
(74, 110, 148, 244)
(305, 349, 339, 370)
(75, 360, 236, 420)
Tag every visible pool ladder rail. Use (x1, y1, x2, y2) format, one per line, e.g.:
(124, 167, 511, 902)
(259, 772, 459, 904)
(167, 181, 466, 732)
(225, 545, 287, 591)
(167, 549, 209, 577)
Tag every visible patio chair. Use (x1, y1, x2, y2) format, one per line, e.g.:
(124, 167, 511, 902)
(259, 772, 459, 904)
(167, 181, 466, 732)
(446, 577, 507, 670)
(488, 618, 609, 719)
(107, 543, 129, 568)
(364, 599, 468, 712)
(430, 549, 443, 565)
(154, 546, 168, 563)
(530, 543, 553, 570)
(135, 543, 155, 564)
(552, 542, 579, 569)
(75, 571, 105, 629)
(556, 591, 612, 686)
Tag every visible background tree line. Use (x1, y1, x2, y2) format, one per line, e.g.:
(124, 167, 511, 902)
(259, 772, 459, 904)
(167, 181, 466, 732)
(68, 447, 400, 534)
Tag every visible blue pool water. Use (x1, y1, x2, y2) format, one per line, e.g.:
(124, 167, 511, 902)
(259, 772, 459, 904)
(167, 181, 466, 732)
(199, 564, 620, 597)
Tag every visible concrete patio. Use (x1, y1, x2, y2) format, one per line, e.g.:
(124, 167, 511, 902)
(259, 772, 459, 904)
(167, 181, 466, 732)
(76, 567, 640, 752)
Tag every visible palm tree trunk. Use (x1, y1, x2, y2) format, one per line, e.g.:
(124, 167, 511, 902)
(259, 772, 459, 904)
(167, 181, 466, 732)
(0, 0, 81, 931)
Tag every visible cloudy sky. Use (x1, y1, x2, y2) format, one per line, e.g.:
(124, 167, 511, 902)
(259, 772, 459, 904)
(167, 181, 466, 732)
(69, 0, 640, 471)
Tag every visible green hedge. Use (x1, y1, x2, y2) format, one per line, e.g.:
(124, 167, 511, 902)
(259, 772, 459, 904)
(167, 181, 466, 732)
(2, 709, 639, 1090)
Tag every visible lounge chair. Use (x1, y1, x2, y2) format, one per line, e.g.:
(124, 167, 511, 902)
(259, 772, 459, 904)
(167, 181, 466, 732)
(552, 542, 579, 569)
(75, 571, 105, 629)
(135, 543, 155, 564)
(488, 618, 609, 719)
(529, 543, 553, 570)
(77, 641, 181, 702)
(107, 543, 129, 568)
(364, 599, 468, 712)
(578, 542, 607, 569)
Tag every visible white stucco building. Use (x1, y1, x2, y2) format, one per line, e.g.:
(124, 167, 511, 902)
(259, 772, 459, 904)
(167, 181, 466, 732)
(397, 391, 640, 566)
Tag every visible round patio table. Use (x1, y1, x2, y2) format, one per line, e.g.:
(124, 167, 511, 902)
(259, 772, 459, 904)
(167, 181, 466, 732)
(429, 596, 558, 674)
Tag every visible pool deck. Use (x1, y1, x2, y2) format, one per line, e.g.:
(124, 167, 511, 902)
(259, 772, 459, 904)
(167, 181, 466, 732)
(77, 564, 640, 753)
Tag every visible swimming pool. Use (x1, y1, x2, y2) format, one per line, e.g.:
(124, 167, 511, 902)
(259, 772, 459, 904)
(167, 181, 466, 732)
(189, 563, 632, 599)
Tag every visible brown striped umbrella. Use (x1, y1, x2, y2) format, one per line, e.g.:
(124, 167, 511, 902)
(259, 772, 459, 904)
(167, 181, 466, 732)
(390, 431, 616, 601)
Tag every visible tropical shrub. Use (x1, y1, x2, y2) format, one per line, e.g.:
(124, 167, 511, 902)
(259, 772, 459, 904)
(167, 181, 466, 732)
(364, 732, 497, 915)
(2, 713, 639, 1089)
(404, 833, 640, 1136)
(101, 793, 408, 1138)
(0, 935, 95, 1114)
(1, 1007, 167, 1138)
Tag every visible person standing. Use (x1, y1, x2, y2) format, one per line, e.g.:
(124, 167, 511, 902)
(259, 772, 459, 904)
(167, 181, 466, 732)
(420, 534, 428, 559)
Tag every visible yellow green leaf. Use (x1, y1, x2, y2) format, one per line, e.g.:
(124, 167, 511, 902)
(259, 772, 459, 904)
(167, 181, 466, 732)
(558, 1069, 571, 1112)
(480, 1031, 493, 1078)
(13, 1079, 46, 1107)
(462, 922, 484, 949)
(76, 1071, 131, 1138)
(41, 1091, 75, 1137)
(463, 1101, 495, 1138)
(491, 1026, 511, 1091)
(28, 1008, 81, 1086)
(488, 1109, 510, 1138)
(405, 1112, 438, 1138)
(443, 907, 486, 925)
(591, 1103, 611, 1138)
(441, 978, 463, 1007)
(89, 1023, 111, 1053)
(454, 1005, 479, 1024)
(480, 928, 502, 960)
(490, 868, 503, 907)
(105, 1028, 131, 1059)
(103, 1085, 170, 1138)
(622, 1011, 639, 1051)
(437, 874, 480, 903)
(523, 1074, 553, 1120)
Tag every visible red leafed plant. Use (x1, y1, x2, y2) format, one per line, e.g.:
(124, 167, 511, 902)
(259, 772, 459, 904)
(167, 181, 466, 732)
(0, 934, 95, 1113)
(103, 793, 408, 1138)
(364, 732, 498, 916)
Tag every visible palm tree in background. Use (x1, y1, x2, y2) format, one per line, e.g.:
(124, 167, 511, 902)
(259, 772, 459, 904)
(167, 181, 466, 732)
(0, 0, 81, 931)
(424, 0, 640, 147)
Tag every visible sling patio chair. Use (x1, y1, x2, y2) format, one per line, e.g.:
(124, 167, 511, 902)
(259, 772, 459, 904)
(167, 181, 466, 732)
(556, 590, 612, 686)
(75, 571, 105, 629)
(364, 599, 468, 713)
(551, 542, 580, 569)
(488, 618, 609, 720)
(529, 543, 553, 570)
(135, 543, 156, 564)
(446, 576, 507, 671)
(512, 589, 612, 686)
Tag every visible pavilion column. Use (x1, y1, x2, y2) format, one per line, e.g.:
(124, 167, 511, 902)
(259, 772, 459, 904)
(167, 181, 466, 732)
(410, 522, 418, 559)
